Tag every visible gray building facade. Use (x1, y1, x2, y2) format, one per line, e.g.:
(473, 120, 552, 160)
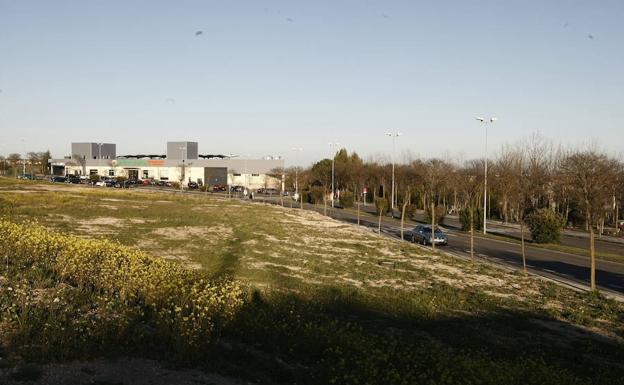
(71, 143, 116, 160)
(167, 141, 198, 160)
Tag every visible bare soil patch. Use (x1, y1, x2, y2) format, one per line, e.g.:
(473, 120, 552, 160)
(151, 225, 234, 240)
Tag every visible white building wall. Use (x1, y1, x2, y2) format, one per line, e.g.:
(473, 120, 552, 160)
(62, 165, 282, 189)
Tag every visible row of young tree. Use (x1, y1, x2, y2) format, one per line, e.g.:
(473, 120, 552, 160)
(283, 134, 623, 291)
(0, 151, 52, 177)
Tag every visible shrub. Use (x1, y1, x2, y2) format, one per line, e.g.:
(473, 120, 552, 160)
(306, 187, 325, 204)
(89, 174, 100, 184)
(424, 204, 446, 225)
(339, 191, 354, 208)
(459, 206, 483, 231)
(374, 197, 390, 214)
(526, 208, 565, 244)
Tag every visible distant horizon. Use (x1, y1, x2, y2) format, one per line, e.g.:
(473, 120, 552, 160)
(1, 1, 623, 166)
(2, 130, 622, 169)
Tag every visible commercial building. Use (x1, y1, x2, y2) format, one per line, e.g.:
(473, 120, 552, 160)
(48, 141, 284, 189)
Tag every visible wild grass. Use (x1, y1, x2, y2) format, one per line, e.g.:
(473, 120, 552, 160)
(1, 178, 624, 384)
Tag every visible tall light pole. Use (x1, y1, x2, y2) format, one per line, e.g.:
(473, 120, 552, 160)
(475, 117, 497, 235)
(292, 147, 303, 194)
(328, 142, 340, 208)
(386, 132, 402, 210)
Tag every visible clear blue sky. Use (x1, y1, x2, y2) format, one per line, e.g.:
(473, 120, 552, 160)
(1, 0, 622, 165)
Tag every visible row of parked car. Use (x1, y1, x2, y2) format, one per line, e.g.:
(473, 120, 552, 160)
(50, 175, 82, 184)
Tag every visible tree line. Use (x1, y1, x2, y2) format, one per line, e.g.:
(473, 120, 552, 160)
(0, 151, 52, 177)
(283, 134, 623, 291)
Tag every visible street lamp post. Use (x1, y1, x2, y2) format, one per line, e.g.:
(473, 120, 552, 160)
(475, 117, 497, 235)
(292, 147, 303, 194)
(386, 132, 402, 211)
(329, 142, 340, 208)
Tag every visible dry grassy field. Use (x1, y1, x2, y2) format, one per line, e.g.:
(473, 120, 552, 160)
(1, 178, 623, 385)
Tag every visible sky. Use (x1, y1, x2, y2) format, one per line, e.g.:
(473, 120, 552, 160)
(0, 0, 623, 166)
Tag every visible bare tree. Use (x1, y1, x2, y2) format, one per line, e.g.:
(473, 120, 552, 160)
(560, 150, 617, 291)
(72, 154, 87, 176)
(458, 162, 482, 260)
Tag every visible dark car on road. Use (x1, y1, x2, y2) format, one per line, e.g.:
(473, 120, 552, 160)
(408, 225, 448, 246)
(67, 176, 81, 184)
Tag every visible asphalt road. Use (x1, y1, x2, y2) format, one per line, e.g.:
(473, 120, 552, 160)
(253, 194, 624, 296)
(409, 211, 624, 258)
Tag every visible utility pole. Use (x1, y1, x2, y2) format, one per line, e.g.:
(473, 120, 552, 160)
(292, 147, 303, 195)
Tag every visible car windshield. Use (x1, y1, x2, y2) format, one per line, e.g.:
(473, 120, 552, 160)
(422, 227, 443, 234)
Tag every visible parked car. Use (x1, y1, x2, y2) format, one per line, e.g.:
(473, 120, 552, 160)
(408, 225, 448, 246)
(114, 180, 131, 188)
(212, 184, 227, 192)
(187, 181, 199, 189)
(155, 180, 166, 186)
(104, 179, 117, 187)
(231, 185, 244, 193)
(94, 180, 106, 187)
(50, 176, 66, 183)
(67, 176, 81, 184)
